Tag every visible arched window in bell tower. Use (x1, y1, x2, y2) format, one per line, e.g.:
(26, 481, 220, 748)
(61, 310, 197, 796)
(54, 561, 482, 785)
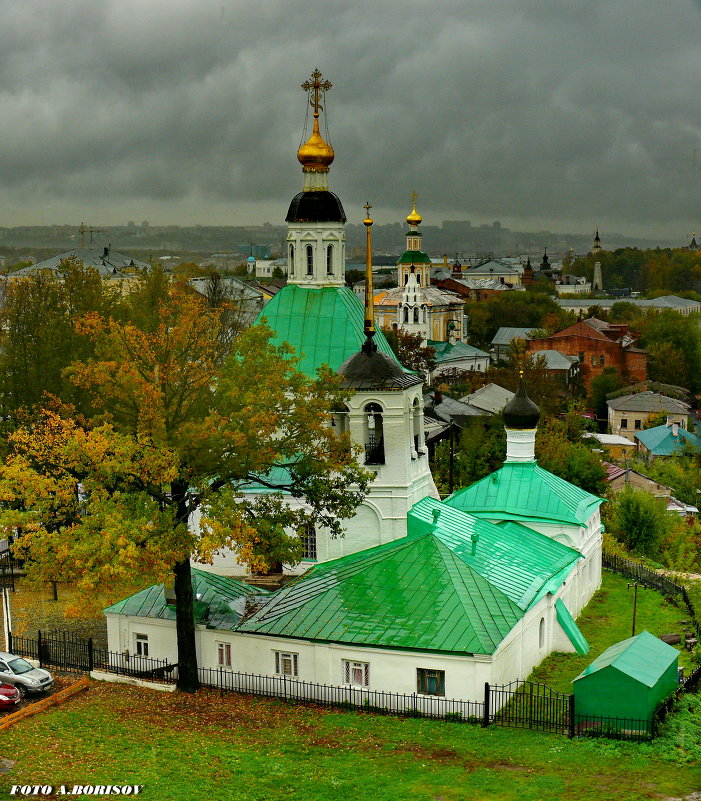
(288, 244, 294, 276)
(412, 397, 423, 456)
(326, 245, 333, 274)
(413, 308, 419, 323)
(364, 402, 385, 465)
(306, 245, 314, 275)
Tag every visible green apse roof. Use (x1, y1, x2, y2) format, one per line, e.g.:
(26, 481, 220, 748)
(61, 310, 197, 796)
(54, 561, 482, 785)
(104, 568, 268, 629)
(256, 284, 398, 377)
(574, 631, 678, 687)
(444, 462, 604, 526)
(397, 249, 432, 265)
(237, 497, 581, 656)
(555, 598, 589, 655)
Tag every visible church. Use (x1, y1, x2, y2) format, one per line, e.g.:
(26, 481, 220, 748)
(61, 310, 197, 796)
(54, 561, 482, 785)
(105, 72, 603, 704)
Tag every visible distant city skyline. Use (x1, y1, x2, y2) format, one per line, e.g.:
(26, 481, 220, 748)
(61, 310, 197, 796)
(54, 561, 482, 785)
(1, 1, 701, 241)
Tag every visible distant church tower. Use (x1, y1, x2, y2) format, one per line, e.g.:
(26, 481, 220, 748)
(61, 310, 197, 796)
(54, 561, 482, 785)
(286, 69, 346, 287)
(591, 228, 603, 255)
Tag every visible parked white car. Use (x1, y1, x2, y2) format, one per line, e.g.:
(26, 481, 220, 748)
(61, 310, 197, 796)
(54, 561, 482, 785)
(0, 653, 53, 697)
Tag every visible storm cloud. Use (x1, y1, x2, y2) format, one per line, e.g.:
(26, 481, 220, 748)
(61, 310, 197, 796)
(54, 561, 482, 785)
(1, 0, 700, 239)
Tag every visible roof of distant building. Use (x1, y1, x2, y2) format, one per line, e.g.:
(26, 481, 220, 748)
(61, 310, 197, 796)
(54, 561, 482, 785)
(634, 423, 701, 456)
(491, 327, 536, 346)
(606, 392, 690, 415)
(12, 247, 148, 279)
(530, 350, 579, 370)
(460, 383, 515, 414)
(428, 340, 490, 363)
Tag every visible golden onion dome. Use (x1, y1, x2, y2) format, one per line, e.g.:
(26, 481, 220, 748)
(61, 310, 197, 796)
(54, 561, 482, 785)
(297, 116, 334, 172)
(406, 195, 422, 226)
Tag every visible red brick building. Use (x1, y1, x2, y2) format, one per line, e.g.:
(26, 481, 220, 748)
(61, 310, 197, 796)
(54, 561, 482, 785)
(525, 318, 647, 390)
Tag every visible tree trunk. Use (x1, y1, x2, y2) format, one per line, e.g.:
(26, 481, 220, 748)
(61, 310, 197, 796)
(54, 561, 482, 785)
(172, 479, 200, 692)
(173, 556, 199, 692)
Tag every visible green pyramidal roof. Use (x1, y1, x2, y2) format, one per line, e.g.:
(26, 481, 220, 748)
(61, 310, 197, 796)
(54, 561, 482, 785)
(257, 284, 398, 377)
(238, 497, 581, 655)
(104, 567, 267, 629)
(444, 462, 603, 526)
(397, 249, 432, 265)
(574, 630, 678, 686)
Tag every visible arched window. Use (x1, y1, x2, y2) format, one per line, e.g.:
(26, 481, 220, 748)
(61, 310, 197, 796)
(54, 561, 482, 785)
(301, 522, 317, 561)
(539, 617, 545, 649)
(422, 306, 427, 323)
(404, 273, 409, 285)
(403, 307, 409, 323)
(412, 397, 423, 457)
(288, 244, 294, 275)
(416, 273, 421, 285)
(364, 402, 385, 465)
(413, 308, 419, 323)
(306, 245, 314, 275)
(331, 404, 349, 436)
(326, 245, 333, 274)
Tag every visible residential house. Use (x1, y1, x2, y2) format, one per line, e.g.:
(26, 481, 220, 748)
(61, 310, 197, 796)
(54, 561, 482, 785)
(530, 349, 580, 391)
(526, 318, 647, 391)
(491, 327, 536, 362)
(635, 420, 701, 459)
(428, 340, 490, 381)
(582, 433, 637, 462)
(607, 392, 691, 442)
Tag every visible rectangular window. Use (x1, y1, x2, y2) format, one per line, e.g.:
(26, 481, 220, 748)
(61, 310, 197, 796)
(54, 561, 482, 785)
(343, 659, 370, 687)
(417, 668, 445, 696)
(620, 418, 628, 429)
(591, 354, 597, 366)
(217, 642, 232, 668)
(274, 651, 298, 676)
(135, 634, 149, 657)
(578, 352, 584, 363)
(634, 419, 642, 430)
(599, 354, 605, 366)
(302, 523, 317, 561)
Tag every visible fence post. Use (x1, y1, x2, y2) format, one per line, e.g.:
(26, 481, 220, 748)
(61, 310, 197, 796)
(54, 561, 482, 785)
(88, 638, 93, 673)
(37, 630, 42, 667)
(568, 694, 575, 738)
(482, 682, 490, 728)
(7, 629, 11, 654)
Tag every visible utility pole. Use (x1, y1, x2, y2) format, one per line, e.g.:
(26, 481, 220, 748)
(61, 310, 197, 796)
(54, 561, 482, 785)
(627, 581, 646, 637)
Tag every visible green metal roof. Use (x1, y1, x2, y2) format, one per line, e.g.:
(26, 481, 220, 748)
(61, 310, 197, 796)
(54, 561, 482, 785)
(428, 340, 490, 362)
(103, 568, 267, 629)
(555, 598, 589, 655)
(444, 462, 603, 526)
(237, 497, 581, 655)
(256, 284, 398, 377)
(635, 424, 701, 456)
(397, 249, 432, 265)
(409, 498, 581, 611)
(574, 631, 678, 687)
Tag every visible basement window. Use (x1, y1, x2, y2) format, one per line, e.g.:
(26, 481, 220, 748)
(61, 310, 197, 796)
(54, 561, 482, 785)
(417, 668, 445, 696)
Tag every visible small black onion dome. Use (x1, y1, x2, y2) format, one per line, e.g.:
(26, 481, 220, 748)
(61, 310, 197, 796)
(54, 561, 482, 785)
(338, 347, 422, 390)
(503, 379, 541, 429)
(286, 190, 346, 223)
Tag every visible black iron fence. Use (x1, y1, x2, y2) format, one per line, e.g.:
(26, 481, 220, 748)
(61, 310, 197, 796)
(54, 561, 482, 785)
(486, 680, 572, 734)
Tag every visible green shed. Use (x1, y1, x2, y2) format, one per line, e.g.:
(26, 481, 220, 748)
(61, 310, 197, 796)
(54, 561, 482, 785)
(573, 631, 679, 723)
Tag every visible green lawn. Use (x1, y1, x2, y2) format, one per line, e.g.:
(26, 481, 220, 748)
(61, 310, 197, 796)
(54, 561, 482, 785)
(528, 569, 694, 693)
(0, 681, 699, 801)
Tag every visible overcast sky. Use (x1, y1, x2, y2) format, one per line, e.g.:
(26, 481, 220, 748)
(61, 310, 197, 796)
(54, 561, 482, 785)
(1, 0, 701, 240)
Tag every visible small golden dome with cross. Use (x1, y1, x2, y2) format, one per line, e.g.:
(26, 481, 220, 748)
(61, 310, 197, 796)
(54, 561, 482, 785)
(406, 192, 422, 227)
(297, 69, 335, 173)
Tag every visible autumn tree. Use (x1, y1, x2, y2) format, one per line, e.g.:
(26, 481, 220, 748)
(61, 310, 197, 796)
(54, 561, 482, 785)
(381, 327, 436, 375)
(0, 276, 370, 692)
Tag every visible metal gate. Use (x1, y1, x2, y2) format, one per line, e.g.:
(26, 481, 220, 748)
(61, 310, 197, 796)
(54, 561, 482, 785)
(486, 680, 573, 735)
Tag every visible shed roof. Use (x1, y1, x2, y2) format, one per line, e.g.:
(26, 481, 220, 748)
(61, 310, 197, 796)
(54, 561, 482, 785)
(103, 568, 267, 629)
(238, 496, 580, 655)
(574, 631, 679, 687)
(257, 284, 398, 377)
(444, 461, 603, 526)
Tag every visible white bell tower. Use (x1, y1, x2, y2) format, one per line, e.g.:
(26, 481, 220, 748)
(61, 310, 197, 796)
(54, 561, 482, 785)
(285, 69, 346, 288)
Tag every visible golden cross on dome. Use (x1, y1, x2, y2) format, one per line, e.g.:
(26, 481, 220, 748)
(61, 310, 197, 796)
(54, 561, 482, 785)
(302, 69, 332, 116)
(364, 201, 373, 217)
(411, 190, 417, 207)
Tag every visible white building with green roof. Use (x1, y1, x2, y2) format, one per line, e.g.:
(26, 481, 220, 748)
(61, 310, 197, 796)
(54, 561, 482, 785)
(108, 378, 603, 704)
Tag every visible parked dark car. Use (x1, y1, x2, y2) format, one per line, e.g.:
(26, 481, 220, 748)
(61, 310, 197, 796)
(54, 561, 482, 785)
(0, 653, 53, 697)
(0, 683, 20, 709)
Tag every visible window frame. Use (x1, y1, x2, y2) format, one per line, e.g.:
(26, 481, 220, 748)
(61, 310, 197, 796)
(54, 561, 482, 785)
(416, 667, 445, 696)
(274, 651, 299, 677)
(135, 633, 149, 657)
(342, 659, 370, 688)
(217, 641, 232, 668)
(306, 244, 314, 275)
